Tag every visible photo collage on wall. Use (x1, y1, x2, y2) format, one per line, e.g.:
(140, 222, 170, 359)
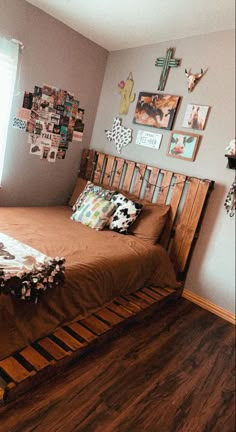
(13, 84, 85, 162)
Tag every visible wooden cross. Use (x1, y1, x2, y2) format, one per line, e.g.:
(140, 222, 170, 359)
(155, 48, 180, 91)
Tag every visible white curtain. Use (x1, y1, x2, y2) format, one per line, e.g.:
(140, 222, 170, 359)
(0, 37, 19, 185)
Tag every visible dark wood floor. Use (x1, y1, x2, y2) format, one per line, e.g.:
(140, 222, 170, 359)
(0, 298, 235, 432)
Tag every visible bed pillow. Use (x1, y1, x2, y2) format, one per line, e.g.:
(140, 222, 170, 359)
(72, 181, 115, 212)
(68, 177, 87, 207)
(129, 201, 170, 244)
(109, 193, 143, 234)
(71, 191, 116, 230)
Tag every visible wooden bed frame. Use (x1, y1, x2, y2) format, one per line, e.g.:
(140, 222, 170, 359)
(0, 149, 214, 403)
(80, 149, 214, 280)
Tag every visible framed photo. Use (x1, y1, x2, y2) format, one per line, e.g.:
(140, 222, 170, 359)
(182, 104, 209, 130)
(133, 92, 180, 130)
(167, 130, 200, 161)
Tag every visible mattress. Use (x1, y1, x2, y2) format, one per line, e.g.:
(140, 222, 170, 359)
(0, 206, 179, 360)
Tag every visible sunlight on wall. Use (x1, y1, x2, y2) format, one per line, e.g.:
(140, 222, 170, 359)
(0, 38, 18, 185)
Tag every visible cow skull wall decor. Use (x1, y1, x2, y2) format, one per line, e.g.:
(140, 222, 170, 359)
(185, 68, 204, 92)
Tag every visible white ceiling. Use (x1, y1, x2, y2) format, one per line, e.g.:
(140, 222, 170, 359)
(26, 0, 235, 51)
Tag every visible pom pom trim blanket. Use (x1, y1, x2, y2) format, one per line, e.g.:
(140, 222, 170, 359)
(0, 233, 65, 303)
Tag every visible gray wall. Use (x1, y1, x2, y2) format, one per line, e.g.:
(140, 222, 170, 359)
(90, 30, 235, 314)
(0, 0, 108, 206)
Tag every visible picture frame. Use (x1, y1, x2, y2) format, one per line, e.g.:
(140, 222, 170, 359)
(182, 103, 209, 130)
(167, 130, 200, 161)
(133, 92, 180, 130)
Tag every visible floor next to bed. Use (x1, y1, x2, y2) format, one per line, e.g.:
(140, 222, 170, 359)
(0, 298, 234, 432)
(0, 284, 181, 403)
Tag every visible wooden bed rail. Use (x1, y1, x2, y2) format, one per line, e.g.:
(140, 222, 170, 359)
(80, 149, 214, 280)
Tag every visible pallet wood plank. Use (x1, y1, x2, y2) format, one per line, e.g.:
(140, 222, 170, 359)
(102, 155, 115, 186)
(111, 158, 125, 189)
(160, 174, 186, 249)
(80, 149, 89, 178)
(0, 379, 5, 402)
(132, 163, 146, 197)
(156, 170, 173, 205)
(122, 160, 136, 194)
(0, 358, 35, 383)
(115, 297, 141, 313)
(163, 287, 176, 294)
(0, 372, 15, 402)
(143, 167, 160, 202)
(66, 322, 96, 342)
(123, 294, 150, 309)
(142, 287, 163, 300)
(94, 308, 124, 326)
(170, 178, 199, 271)
(85, 149, 96, 180)
(38, 338, 69, 360)
(80, 315, 110, 335)
(150, 287, 170, 297)
(176, 180, 211, 272)
(107, 302, 133, 318)
(53, 328, 84, 351)
(93, 152, 105, 184)
(19, 346, 50, 371)
(134, 291, 156, 305)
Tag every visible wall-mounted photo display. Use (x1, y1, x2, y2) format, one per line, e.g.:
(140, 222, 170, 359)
(133, 92, 180, 130)
(13, 83, 85, 163)
(167, 130, 200, 161)
(182, 104, 209, 130)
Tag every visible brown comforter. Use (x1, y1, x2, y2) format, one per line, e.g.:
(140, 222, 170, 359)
(0, 206, 179, 360)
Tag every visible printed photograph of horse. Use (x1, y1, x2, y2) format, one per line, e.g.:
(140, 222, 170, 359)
(182, 104, 209, 130)
(133, 92, 180, 130)
(167, 130, 200, 161)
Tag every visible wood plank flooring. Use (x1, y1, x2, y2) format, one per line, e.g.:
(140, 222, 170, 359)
(0, 298, 235, 432)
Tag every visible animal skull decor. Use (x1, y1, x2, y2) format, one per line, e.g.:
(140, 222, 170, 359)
(105, 117, 132, 154)
(185, 68, 204, 92)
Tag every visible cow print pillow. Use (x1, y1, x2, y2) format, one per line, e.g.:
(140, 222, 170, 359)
(109, 193, 143, 234)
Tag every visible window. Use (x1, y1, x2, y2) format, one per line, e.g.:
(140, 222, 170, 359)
(0, 37, 19, 185)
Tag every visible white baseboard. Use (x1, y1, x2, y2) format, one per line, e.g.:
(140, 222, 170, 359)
(182, 290, 236, 325)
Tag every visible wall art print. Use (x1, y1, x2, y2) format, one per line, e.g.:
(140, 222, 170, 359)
(155, 48, 180, 91)
(167, 130, 200, 161)
(14, 84, 85, 162)
(118, 72, 135, 115)
(133, 92, 180, 130)
(182, 104, 209, 130)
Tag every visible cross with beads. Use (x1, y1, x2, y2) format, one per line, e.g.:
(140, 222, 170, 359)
(155, 48, 180, 91)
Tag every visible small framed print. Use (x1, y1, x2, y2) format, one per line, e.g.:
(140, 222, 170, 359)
(167, 130, 200, 161)
(182, 104, 209, 130)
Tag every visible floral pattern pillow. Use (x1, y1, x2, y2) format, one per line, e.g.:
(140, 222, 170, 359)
(72, 181, 115, 212)
(109, 193, 143, 234)
(71, 191, 116, 230)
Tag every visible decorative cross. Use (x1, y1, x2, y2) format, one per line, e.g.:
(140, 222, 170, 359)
(155, 48, 180, 91)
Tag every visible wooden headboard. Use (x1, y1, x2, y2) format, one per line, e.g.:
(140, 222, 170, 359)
(80, 149, 214, 281)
